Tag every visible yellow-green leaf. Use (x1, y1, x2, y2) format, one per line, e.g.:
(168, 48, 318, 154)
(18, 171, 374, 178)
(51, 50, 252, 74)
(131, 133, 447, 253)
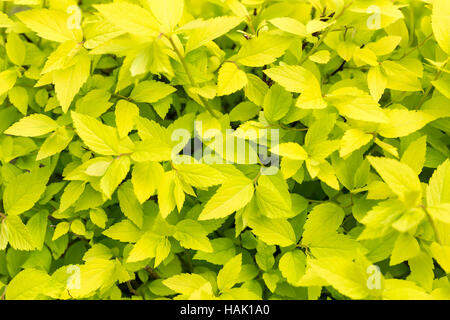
(217, 62, 248, 96)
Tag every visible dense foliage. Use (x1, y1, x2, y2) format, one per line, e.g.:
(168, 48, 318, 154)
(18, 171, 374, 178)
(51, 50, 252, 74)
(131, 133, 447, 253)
(0, 0, 450, 300)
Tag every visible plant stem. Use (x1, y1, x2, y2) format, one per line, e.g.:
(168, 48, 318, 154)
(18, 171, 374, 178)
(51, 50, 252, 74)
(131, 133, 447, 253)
(252, 168, 262, 184)
(421, 205, 442, 245)
(246, 15, 257, 35)
(145, 266, 161, 279)
(112, 93, 132, 102)
(184, 250, 193, 273)
(126, 281, 138, 296)
(415, 61, 448, 110)
(166, 36, 219, 119)
(299, 2, 353, 66)
(278, 124, 308, 131)
(397, 33, 433, 61)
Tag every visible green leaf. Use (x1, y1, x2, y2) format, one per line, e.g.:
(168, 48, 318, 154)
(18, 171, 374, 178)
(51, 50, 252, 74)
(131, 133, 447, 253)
(400, 136, 427, 175)
(302, 203, 345, 245)
(154, 237, 171, 267)
(255, 241, 275, 271)
(94, 3, 160, 36)
(427, 159, 450, 207)
(367, 156, 422, 207)
(118, 181, 144, 229)
(41, 40, 81, 75)
(75, 89, 113, 118)
(5, 114, 59, 137)
(269, 17, 307, 37)
(263, 84, 292, 122)
(71, 111, 120, 156)
(232, 34, 292, 67)
(367, 66, 387, 102)
(198, 177, 254, 220)
(0, 12, 13, 28)
(3, 216, 35, 251)
(0, 68, 17, 97)
(26, 211, 48, 251)
(173, 219, 213, 252)
(132, 161, 164, 204)
(130, 80, 176, 104)
(103, 220, 142, 243)
(377, 108, 435, 138)
(100, 156, 131, 199)
(244, 74, 268, 106)
(6, 32, 26, 66)
(432, 76, 450, 100)
(193, 238, 236, 265)
(127, 231, 162, 263)
(430, 242, 450, 273)
(68, 259, 117, 298)
(173, 163, 225, 188)
(148, 0, 184, 32)
(89, 208, 108, 229)
(37, 126, 74, 160)
(52, 222, 70, 241)
(366, 36, 402, 56)
(299, 256, 374, 300)
(264, 65, 318, 94)
(432, 0, 450, 55)
(309, 50, 331, 64)
(5, 268, 53, 300)
(70, 219, 86, 236)
(381, 61, 422, 92)
(390, 233, 420, 266)
(427, 204, 450, 224)
(271, 142, 308, 160)
(54, 53, 91, 113)
(4, 169, 49, 216)
(157, 171, 177, 218)
(16, 9, 80, 43)
(162, 273, 210, 296)
(255, 173, 293, 218)
(326, 87, 388, 123)
(407, 251, 434, 292)
(217, 62, 248, 96)
(248, 215, 297, 247)
(340, 129, 373, 158)
(185, 16, 243, 53)
(59, 181, 86, 213)
(229, 101, 261, 122)
(264, 65, 326, 109)
(279, 250, 307, 286)
(217, 254, 242, 292)
(115, 100, 139, 138)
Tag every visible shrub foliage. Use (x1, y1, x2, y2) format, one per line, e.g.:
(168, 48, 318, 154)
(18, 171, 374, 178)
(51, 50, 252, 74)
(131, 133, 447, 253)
(0, 0, 450, 300)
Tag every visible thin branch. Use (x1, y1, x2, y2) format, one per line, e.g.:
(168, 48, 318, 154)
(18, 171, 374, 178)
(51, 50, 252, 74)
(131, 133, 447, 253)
(126, 281, 138, 296)
(421, 205, 442, 245)
(299, 2, 353, 66)
(165, 35, 220, 119)
(415, 61, 448, 110)
(397, 33, 433, 61)
(145, 266, 161, 279)
(112, 93, 133, 102)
